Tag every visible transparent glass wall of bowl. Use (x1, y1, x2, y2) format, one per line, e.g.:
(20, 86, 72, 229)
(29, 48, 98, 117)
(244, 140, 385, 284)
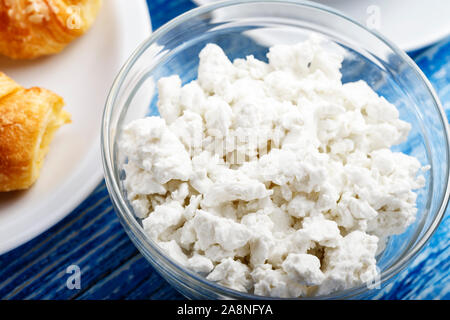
(104, 1, 449, 299)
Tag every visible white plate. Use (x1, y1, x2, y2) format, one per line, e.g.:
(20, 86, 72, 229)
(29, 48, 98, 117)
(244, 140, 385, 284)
(193, 0, 450, 52)
(0, 0, 152, 254)
(312, 0, 450, 52)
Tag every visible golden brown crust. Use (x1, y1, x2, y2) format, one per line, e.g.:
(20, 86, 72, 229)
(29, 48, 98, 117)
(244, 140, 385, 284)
(0, 72, 71, 191)
(0, 0, 102, 59)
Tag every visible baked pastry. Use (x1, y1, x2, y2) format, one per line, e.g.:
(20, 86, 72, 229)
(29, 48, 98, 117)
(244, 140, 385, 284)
(0, 72, 71, 191)
(0, 0, 102, 59)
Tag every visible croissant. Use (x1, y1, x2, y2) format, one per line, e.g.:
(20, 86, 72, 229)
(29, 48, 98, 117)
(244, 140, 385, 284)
(0, 72, 71, 191)
(0, 0, 102, 59)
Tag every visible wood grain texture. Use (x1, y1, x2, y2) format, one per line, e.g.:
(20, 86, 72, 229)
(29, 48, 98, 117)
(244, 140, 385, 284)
(0, 0, 448, 300)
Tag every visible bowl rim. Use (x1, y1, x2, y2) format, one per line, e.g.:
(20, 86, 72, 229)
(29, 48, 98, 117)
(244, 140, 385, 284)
(102, 0, 450, 299)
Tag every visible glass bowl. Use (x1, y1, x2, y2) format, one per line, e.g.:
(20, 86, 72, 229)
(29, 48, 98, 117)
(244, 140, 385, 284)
(101, 0, 450, 299)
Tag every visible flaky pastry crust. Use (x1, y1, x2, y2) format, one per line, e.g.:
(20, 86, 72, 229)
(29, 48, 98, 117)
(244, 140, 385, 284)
(0, 0, 102, 59)
(0, 72, 71, 191)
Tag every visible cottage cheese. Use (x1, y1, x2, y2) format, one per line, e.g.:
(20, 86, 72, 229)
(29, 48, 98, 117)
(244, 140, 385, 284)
(120, 37, 427, 297)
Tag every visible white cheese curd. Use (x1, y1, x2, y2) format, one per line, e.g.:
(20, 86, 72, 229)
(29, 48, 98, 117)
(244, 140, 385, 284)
(120, 37, 427, 297)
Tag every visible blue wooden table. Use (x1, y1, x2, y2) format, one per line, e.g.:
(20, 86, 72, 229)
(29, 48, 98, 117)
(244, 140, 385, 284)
(0, 0, 449, 300)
